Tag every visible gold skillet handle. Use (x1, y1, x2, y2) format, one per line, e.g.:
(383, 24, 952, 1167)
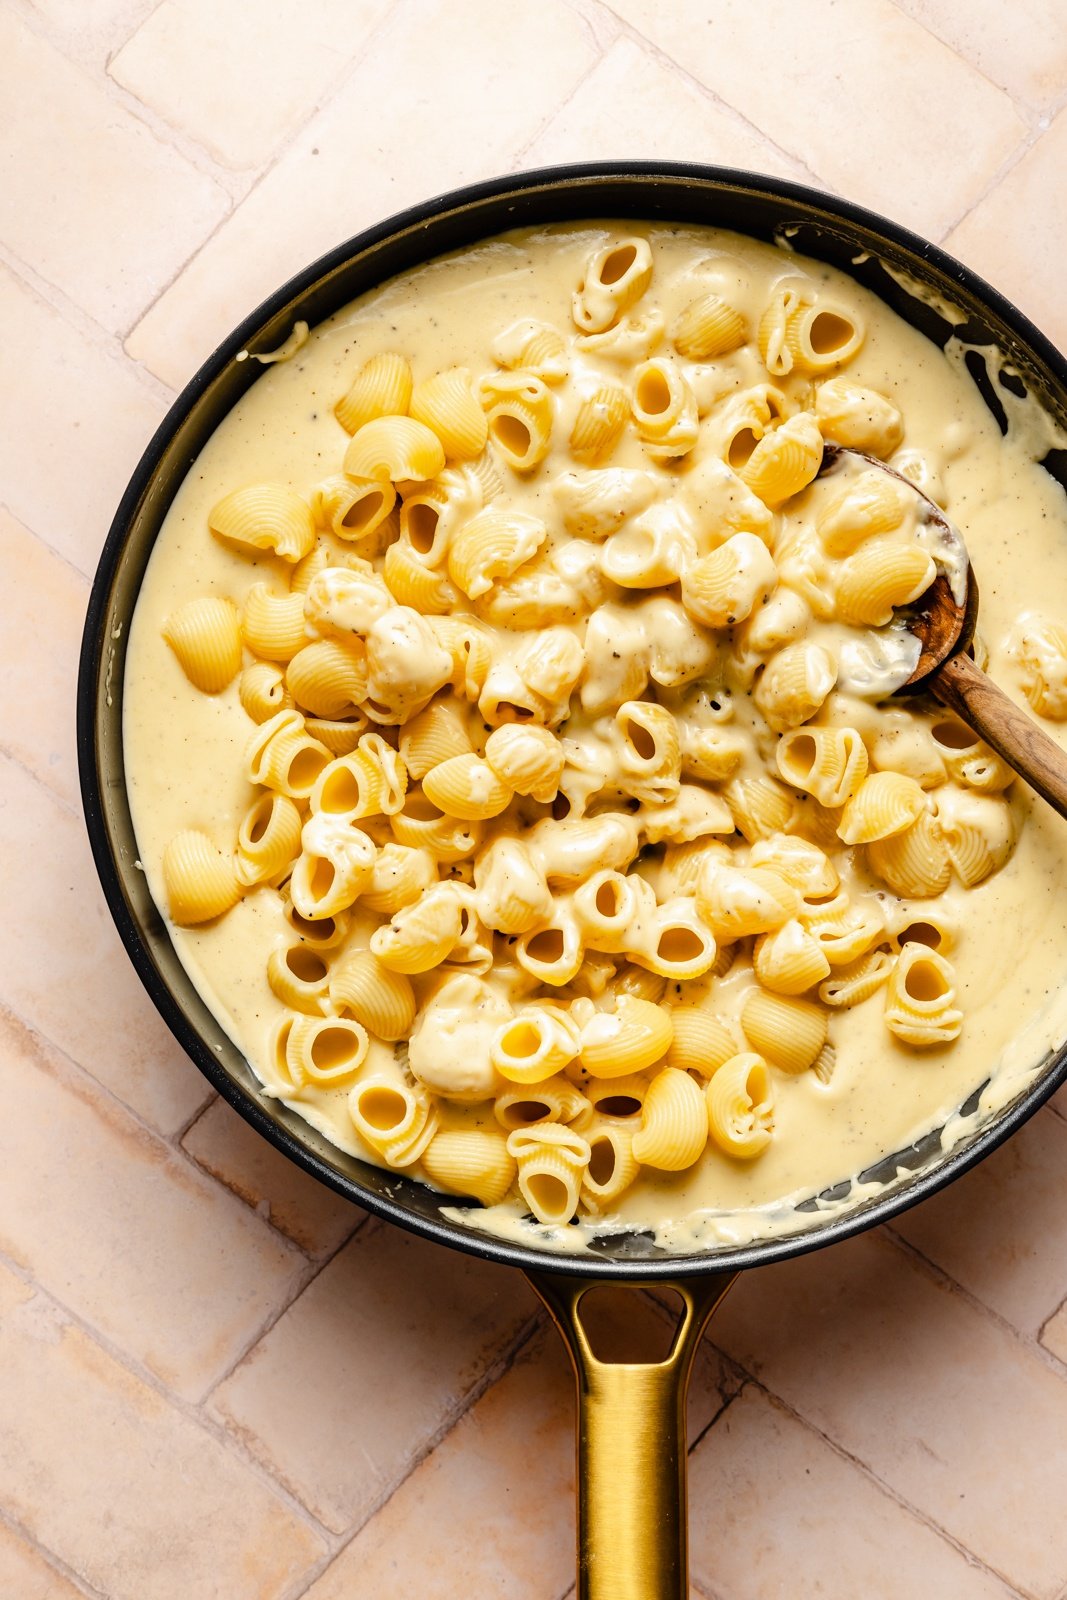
(527, 1270, 738, 1600)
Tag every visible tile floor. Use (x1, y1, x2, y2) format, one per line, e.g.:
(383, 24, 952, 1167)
(3, 1, 1067, 1594)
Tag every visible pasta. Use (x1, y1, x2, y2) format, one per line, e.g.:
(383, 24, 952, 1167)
(133, 219, 1051, 1248)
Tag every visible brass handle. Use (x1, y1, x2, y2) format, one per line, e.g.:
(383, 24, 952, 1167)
(527, 1270, 737, 1600)
(932, 651, 1067, 818)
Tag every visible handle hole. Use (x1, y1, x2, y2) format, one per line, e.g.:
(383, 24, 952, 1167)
(574, 1286, 686, 1365)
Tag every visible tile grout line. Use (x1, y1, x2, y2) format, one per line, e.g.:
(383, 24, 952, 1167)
(0, 1244, 340, 1551)
(0, 740, 81, 821)
(932, 120, 1049, 245)
(0, 1502, 106, 1600)
(572, 0, 829, 190)
(277, 1304, 548, 1600)
(0, 498, 96, 589)
(513, 38, 610, 165)
(883, 0, 1063, 124)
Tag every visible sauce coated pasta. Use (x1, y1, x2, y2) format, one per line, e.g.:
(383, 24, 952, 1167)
(124, 223, 1067, 1252)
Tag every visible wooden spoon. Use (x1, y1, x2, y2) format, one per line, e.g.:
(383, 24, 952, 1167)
(818, 444, 1067, 819)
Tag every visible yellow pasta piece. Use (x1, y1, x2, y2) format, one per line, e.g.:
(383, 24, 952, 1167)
(162, 830, 241, 926)
(389, 791, 484, 862)
(421, 1129, 517, 1207)
(428, 616, 494, 700)
(370, 882, 466, 973)
(884, 942, 963, 1047)
(630, 897, 718, 981)
(681, 533, 777, 629)
(447, 508, 547, 599)
(815, 378, 903, 456)
(616, 700, 682, 800)
(286, 639, 368, 718)
(1013, 616, 1067, 718)
(805, 902, 887, 966)
(696, 862, 799, 940)
(312, 473, 396, 543)
(348, 1077, 438, 1168)
(838, 771, 928, 845)
(493, 1075, 590, 1131)
(572, 237, 654, 334)
(581, 1124, 640, 1212)
(481, 373, 554, 472)
(507, 1124, 590, 1225)
(866, 810, 952, 897)
(579, 994, 673, 1079)
(474, 837, 553, 935)
(334, 352, 412, 435)
(304, 716, 366, 755)
(835, 538, 935, 627)
(235, 792, 302, 886)
(409, 366, 488, 460)
(741, 990, 828, 1074)
(748, 835, 838, 898)
(816, 469, 910, 557)
(630, 358, 699, 460)
(491, 318, 569, 383)
(383, 540, 459, 615)
(245, 710, 332, 798)
(754, 642, 836, 732)
(569, 384, 629, 462)
(209, 483, 315, 563)
(818, 949, 895, 1009)
(631, 1067, 708, 1171)
(329, 949, 416, 1041)
(398, 699, 473, 780)
(422, 752, 513, 821)
(360, 842, 436, 914)
(289, 814, 376, 920)
(613, 964, 668, 1005)
(162, 597, 242, 694)
(491, 1004, 581, 1084)
(929, 723, 1013, 793)
(739, 412, 823, 506)
(483, 723, 564, 802)
(665, 1008, 738, 1077)
(515, 910, 584, 988)
(777, 726, 869, 808)
(936, 789, 1016, 888)
(759, 286, 864, 376)
(706, 1053, 774, 1159)
(266, 943, 331, 1014)
(281, 897, 349, 951)
(343, 415, 446, 483)
(671, 292, 748, 359)
(238, 661, 291, 723)
(753, 919, 832, 995)
(241, 585, 308, 662)
(286, 1015, 369, 1087)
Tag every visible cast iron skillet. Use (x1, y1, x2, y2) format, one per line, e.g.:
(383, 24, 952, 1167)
(78, 163, 1067, 1599)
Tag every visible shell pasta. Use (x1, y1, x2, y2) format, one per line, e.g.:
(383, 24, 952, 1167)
(125, 218, 1067, 1252)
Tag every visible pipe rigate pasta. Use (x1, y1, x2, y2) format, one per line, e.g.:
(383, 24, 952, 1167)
(681, 532, 777, 629)
(631, 1068, 708, 1171)
(706, 1053, 774, 1159)
(515, 909, 585, 988)
(483, 723, 563, 802)
(581, 1125, 640, 1212)
(334, 351, 412, 435)
(671, 291, 747, 359)
(313, 472, 396, 543)
(696, 862, 799, 940)
(383, 540, 458, 614)
(552, 467, 658, 538)
(935, 788, 1016, 888)
(347, 1077, 437, 1168)
(399, 698, 474, 779)
(739, 412, 824, 507)
(572, 237, 653, 334)
(664, 1009, 738, 1078)
(370, 882, 467, 973)
(630, 897, 718, 981)
(837, 771, 928, 845)
(884, 943, 963, 1047)
(491, 318, 569, 383)
(286, 1014, 368, 1087)
(493, 1075, 590, 1132)
(815, 378, 904, 457)
(725, 775, 796, 844)
(239, 661, 291, 723)
(816, 468, 910, 556)
(578, 995, 673, 1079)
(507, 1124, 591, 1225)
(236, 792, 302, 887)
(328, 950, 416, 1041)
(759, 286, 864, 376)
(1011, 615, 1067, 718)
(209, 483, 316, 563)
(741, 990, 828, 1074)
(163, 597, 242, 694)
(572, 870, 655, 954)
(162, 830, 242, 926)
(359, 843, 436, 915)
(388, 791, 483, 861)
(569, 384, 629, 462)
(490, 1005, 581, 1084)
(245, 710, 332, 799)
(753, 641, 836, 732)
(422, 752, 513, 821)
(266, 943, 331, 1014)
(421, 1130, 516, 1207)
(866, 810, 952, 898)
(753, 919, 832, 995)
(447, 508, 547, 599)
(630, 358, 699, 460)
(342, 415, 446, 484)
(286, 639, 368, 719)
(818, 949, 895, 1009)
(409, 367, 488, 461)
(289, 814, 376, 920)
(480, 372, 554, 472)
(835, 538, 935, 627)
(242, 585, 309, 662)
(776, 726, 869, 809)
(474, 838, 553, 935)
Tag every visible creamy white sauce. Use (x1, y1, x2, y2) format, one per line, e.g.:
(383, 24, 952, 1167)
(123, 222, 1067, 1256)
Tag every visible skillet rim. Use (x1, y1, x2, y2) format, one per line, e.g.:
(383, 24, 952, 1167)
(78, 159, 1067, 1280)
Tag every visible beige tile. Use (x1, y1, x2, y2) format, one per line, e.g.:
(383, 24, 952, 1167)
(126, 0, 600, 389)
(182, 1096, 364, 1256)
(111, 0, 394, 171)
(525, 35, 810, 181)
(0, 264, 168, 576)
(0, 1262, 324, 1600)
(892, 1107, 1067, 1338)
(303, 1325, 574, 1598)
(1, 11, 228, 334)
(13, 0, 162, 68)
(0, 752, 213, 1136)
(605, 0, 1026, 238)
(0, 1519, 84, 1600)
(0, 509, 87, 810)
(946, 108, 1067, 355)
(0, 1006, 305, 1400)
(1041, 1298, 1067, 1365)
(212, 1221, 537, 1531)
(690, 1387, 1015, 1600)
(894, 0, 1067, 110)
(710, 1231, 1067, 1598)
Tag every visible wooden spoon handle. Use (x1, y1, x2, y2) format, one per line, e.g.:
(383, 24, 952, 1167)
(931, 651, 1067, 819)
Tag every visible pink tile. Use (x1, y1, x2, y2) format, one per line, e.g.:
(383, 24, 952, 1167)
(946, 108, 1067, 356)
(0, 1262, 324, 1600)
(1, 10, 228, 333)
(18, 0, 162, 69)
(0, 1005, 305, 1401)
(605, 0, 1025, 239)
(0, 263, 168, 576)
(892, 1106, 1067, 1338)
(0, 508, 87, 810)
(524, 36, 811, 182)
(212, 1221, 537, 1531)
(709, 1230, 1067, 1598)
(0, 752, 213, 1137)
(0, 1519, 84, 1600)
(302, 1326, 576, 1599)
(111, 0, 395, 170)
(894, 0, 1067, 110)
(182, 1096, 364, 1256)
(690, 1387, 1015, 1599)
(125, 0, 601, 389)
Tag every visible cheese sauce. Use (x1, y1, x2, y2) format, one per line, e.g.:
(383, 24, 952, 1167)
(123, 223, 1067, 1254)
